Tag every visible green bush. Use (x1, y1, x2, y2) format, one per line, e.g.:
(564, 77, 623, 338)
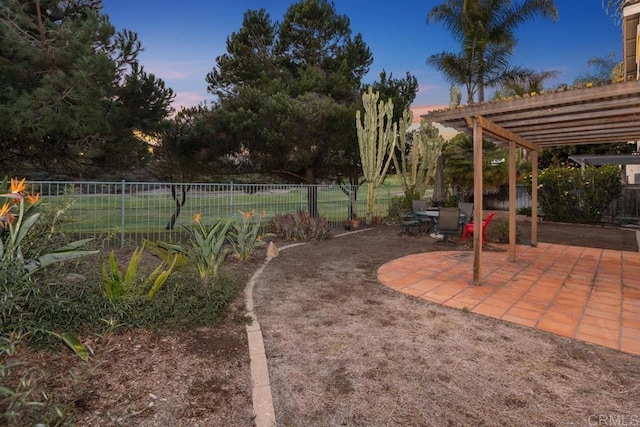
(385, 196, 408, 225)
(491, 219, 526, 244)
(267, 211, 330, 241)
(522, 165, 621, 223)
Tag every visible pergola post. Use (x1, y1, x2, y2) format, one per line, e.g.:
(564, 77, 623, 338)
(531, 150, 538, 247)
(473, 119, 483, 284)
(508, 141, 517, 261)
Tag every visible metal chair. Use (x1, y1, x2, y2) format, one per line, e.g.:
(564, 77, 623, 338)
(436, 207, 460, 245)
(457, 202, 474, 226)
(411, 199, 430, 232)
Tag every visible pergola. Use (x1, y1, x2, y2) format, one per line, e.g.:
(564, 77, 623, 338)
(422, 79, 640, 284)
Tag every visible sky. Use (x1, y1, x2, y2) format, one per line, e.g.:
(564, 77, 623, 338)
(101, 0, 623, 115)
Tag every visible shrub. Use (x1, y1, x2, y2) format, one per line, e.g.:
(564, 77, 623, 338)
(101, 240, 186, 300)
(267, 211, 330, 241)
(522, 165, 621, 223)
(385, 196, 408, 225)
(491, 219, 526, 244)
(517, 206, 532, 216)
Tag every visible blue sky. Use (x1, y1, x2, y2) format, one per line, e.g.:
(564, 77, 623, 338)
(102, 0, 622, 111)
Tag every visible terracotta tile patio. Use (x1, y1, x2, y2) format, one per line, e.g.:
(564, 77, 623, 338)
(377, 243, 640, 355)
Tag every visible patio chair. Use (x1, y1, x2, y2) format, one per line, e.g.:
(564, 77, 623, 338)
(400, 214, 420, 236)
(435, 207, 460, 245)
(461, 211, 496, 246)
(411, 199, 431, 233)
(457, 202, 474, 226)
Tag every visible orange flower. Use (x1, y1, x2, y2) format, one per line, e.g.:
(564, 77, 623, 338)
(193, 213, 201, 223)
(243, 210, 255, 219)
(10, 177, 26, 194)
(0, 203, 14, 228)
(26, 192, 40, 204)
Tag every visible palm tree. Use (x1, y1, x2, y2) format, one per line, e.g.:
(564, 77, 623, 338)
(573, 52, 621, 85)
(603, 0, 625, 22)
(426, 0, 558, 104)
(493, 68, 560, 98)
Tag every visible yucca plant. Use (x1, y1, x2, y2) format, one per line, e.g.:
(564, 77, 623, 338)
(181, 214, 232, 284)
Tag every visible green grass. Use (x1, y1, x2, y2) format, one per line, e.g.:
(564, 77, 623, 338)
(40, 183, 412, 238)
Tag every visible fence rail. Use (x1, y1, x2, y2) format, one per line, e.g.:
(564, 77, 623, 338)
(29, 181, 405, 249)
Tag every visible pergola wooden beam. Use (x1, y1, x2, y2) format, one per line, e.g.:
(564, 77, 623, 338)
(466, 116, 541, 152)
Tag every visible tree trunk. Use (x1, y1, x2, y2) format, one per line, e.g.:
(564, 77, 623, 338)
(305, 167, 319, 217)
(165, 184, 191, 230)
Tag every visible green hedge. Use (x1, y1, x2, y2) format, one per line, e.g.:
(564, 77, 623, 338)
(522, 165, 622, 223)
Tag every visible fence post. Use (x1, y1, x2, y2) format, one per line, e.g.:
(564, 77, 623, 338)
(121, 180, 126, 249)
(230, 182, 234, 213)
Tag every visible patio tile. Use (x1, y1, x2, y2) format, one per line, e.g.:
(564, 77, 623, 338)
(621, 316, 640, 329)
(481, 296, 515, 309)
(472, 302, 509, 319)
(546, 309, 585, 323)
(575, 330, 619, 350)
(377, 247, 640, 355)
(580, 315, 620, 330)
(621, 336, 640, 355)
(621, 327, 640, 341)
(585, 300, 622, 314)
(583, 307, 620, 321)
(501, 313, 537, 328)
(537, 318, 577, 338)
(506, 306, 543, 321)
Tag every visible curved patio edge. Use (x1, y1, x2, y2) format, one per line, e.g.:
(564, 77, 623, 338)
(377, 243, 640, 356)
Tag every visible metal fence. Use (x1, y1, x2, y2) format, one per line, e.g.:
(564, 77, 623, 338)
(29, 181, 405, 249)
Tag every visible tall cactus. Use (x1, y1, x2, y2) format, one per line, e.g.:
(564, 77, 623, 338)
(393, 118, 446, 200)
(356, 86, 397, 224)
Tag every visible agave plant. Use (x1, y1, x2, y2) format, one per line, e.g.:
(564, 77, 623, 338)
(228, 210, 274, 261)
(181, 214, 232, 284)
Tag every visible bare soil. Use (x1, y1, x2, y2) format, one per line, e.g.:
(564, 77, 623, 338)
(6, 217, 640, 426)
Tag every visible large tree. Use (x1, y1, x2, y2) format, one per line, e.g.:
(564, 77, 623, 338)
(205, 0, 373, 215)
(0, 0, 174, 177)
(426, 0, 558, 103)
(443, 133, 509, 201)
(365, 70, 418, 124)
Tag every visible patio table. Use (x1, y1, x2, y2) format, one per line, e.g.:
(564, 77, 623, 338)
(414, 210, 466, 236)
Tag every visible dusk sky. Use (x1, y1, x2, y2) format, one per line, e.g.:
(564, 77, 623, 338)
(102, 0, 623, 113)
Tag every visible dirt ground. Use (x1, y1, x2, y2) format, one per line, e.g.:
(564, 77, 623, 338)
(6, 218, 640, 426)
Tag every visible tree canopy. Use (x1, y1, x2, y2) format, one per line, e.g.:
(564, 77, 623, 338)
(0, 0, 174, 177)
(426, 0, 558, 103)
(205, 0, 373, 186)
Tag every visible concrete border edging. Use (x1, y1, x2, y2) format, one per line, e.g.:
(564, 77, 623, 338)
(245, 243, 307, 427)
(245, 229, 372, 426)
